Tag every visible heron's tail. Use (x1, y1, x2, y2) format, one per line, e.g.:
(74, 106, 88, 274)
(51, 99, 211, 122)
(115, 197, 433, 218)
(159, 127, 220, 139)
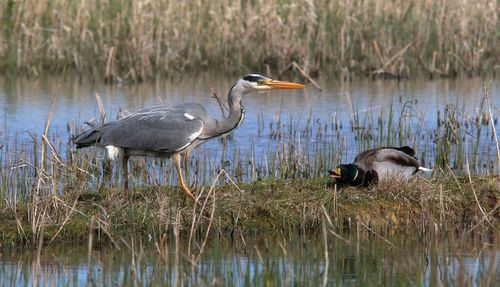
(73, 127, 103, 148)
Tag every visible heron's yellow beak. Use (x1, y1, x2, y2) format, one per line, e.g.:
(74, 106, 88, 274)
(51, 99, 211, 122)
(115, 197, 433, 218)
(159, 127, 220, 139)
(328, 167, 341, 179)
(261, 79, 305, 90)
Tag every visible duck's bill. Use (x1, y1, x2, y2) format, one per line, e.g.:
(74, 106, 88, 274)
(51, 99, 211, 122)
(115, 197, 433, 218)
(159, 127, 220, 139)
(328, 169, 341, 179)
(264, 80, 305, 89)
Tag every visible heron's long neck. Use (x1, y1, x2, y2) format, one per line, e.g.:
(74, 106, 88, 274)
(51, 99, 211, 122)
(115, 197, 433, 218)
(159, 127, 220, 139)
(215, 86, 245, 135)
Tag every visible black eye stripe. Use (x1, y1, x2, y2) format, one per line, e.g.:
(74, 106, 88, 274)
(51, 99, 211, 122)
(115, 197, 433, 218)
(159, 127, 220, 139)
(243, 75, 264, 82)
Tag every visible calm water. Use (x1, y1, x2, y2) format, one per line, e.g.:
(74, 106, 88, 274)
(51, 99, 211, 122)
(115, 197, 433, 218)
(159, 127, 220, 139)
(1, 76, 499, 178)
(0, 76, 498, 146)
(0, 231, 498, 286)
(0, 76, 499, 286)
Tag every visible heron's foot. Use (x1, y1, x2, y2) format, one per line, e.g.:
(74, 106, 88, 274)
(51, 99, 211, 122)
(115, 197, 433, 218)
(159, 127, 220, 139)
(179, 183, 201, 205)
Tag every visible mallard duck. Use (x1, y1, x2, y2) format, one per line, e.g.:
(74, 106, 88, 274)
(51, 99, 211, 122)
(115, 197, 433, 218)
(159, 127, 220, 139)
(328, 146, 431, 186)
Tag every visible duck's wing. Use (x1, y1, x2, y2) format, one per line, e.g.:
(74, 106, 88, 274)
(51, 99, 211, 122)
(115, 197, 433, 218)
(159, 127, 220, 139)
(354, 147, 420, 181)
(354, 146, 415, 162)
(374, 149, 421, 180)
(353, 148, 380, 163)
(374, 148, 420, 167)
(392, 146, 416, 157)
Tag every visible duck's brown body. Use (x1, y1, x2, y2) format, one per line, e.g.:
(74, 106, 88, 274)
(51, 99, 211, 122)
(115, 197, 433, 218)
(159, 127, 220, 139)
(329, 146, 429, 186)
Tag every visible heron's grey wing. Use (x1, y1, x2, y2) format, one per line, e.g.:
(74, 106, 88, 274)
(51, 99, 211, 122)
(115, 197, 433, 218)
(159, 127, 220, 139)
(100, 106, 204, 152)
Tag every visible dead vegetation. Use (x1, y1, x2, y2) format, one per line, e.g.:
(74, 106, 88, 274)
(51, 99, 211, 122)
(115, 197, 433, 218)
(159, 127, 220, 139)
(1, 0, 499, 80)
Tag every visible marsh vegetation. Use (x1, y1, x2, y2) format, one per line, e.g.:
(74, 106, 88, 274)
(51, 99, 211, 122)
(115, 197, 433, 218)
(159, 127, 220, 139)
(1, 226, 497, 286)
(0, 76, 498, 285)
(1, 0, 500, 281)
(1, 0, 499, 80)
(0, 77, 498, 247)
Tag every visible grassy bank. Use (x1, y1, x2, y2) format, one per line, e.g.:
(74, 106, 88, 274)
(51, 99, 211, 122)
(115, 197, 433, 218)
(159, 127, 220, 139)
(1, 0, 499, 80)
(1, 176, 499, 247)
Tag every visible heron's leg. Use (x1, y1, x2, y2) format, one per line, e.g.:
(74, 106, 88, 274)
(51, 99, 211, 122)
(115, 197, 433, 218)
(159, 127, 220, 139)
(103, 158, 112, 182)
(122, 155, 129, 192)
(172, 153, 196, 202)
(183, 152, 190, 176)
(183, 150, 192, 187)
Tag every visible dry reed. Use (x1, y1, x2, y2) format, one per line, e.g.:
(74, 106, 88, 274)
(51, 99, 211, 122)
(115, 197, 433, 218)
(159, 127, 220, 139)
(0, 0, 499, 80)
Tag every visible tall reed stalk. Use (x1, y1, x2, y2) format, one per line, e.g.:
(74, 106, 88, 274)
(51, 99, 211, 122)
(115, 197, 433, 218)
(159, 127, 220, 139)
(0, 0, 499, 80)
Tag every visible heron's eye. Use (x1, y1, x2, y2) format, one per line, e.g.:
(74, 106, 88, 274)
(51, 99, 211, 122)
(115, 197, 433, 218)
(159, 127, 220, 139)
(257, 80, 265, 85)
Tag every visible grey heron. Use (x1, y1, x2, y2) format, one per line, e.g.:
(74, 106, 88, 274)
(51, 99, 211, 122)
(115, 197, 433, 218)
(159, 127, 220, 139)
(74, 74, 305, 201)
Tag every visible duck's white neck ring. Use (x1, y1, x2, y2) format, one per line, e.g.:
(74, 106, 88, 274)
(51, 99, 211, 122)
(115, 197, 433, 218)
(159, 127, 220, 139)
(352, 169, 359, 181)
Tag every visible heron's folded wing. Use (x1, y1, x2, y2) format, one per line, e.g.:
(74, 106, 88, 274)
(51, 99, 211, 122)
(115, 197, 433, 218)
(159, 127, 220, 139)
(100, 107, 204, 152)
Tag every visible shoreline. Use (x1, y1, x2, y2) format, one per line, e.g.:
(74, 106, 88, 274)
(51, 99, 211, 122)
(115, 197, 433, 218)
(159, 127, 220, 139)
(1, 176, 498, 247)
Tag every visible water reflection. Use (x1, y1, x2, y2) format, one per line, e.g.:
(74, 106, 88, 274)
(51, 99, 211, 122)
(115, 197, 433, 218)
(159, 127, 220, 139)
(0, 231, 497, 286)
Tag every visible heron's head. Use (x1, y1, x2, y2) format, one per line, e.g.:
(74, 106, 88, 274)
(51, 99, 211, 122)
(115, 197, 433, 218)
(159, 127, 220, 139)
(328, 164, 358, 182)
(236, 74, 305, 94)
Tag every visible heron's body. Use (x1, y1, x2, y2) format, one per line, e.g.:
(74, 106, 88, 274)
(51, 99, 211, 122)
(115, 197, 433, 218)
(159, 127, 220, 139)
(328, 146, 431, 186)
(75, 102, 242, 158)
(74, 74, 304, 201)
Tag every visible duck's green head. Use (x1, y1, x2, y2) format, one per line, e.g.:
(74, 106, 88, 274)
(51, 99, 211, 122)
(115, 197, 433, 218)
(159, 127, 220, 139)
(328, 164, 359, 182)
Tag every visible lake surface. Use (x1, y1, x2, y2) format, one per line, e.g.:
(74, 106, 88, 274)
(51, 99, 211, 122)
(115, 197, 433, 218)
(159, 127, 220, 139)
(0, 76, 499, 182)
(1, 76, 498, 141)
(0, 231, 498, 286)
